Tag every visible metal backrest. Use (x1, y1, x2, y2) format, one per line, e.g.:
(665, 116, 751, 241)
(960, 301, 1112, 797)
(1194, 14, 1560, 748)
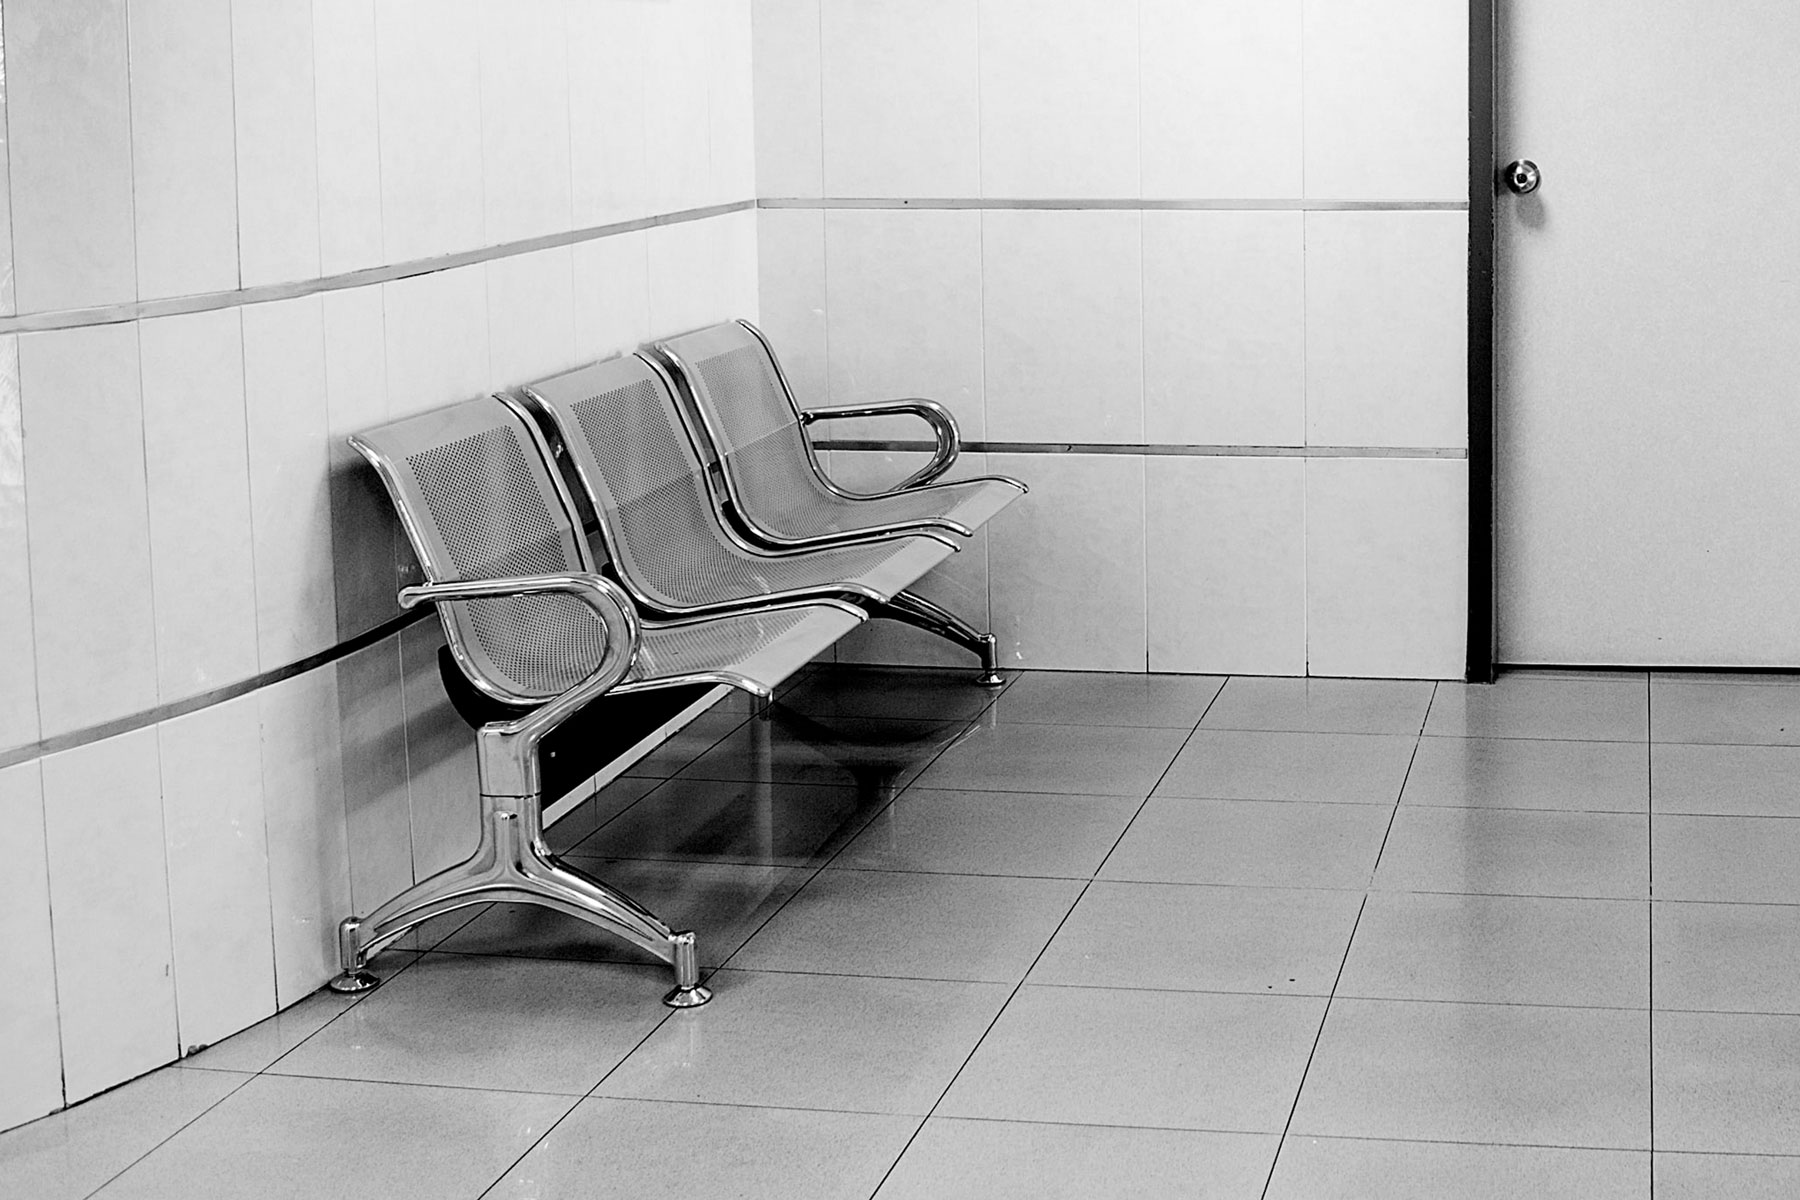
(518, 354, 747, 612)
(652, 319, 805, 458)
(348, 397, 609, 705)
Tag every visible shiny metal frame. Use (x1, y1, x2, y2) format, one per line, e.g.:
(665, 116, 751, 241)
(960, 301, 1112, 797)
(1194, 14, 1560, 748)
(326, 572, 711, 1007)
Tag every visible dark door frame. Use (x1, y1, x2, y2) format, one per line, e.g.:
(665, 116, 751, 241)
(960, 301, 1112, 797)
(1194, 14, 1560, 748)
(1467, 0, 1497, 682)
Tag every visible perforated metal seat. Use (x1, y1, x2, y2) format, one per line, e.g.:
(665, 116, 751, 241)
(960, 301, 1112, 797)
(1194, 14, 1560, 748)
(648, 319, 1026, 550)
(332, 395, 867, 1009)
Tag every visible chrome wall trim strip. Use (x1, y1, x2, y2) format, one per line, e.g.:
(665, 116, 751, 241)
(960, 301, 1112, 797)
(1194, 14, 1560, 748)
(757, 197, 1470, 212)
(0, 609, 433, 769)
(0, 200, 758, 336)
(817, 439, 1470, 460)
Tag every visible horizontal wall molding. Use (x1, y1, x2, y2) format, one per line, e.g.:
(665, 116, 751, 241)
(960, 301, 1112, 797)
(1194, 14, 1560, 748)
(0, 200, 757, 337)
(759, 197, 1470, 212)
(0, 608, 432, 771)
(818, 439, 1470, 460)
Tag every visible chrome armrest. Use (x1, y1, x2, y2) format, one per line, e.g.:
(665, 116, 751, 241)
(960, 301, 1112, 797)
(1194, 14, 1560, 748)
(801, 398, 960, 491)
(399, 574, 644, 794)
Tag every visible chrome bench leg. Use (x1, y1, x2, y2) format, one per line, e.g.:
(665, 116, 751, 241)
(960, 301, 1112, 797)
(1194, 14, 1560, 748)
(877, 589, 1006, 687)
(329, 788, 711, 1008)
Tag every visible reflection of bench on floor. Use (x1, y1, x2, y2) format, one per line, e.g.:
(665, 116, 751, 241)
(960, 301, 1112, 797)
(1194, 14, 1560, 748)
(331, 322, 1025, 1008)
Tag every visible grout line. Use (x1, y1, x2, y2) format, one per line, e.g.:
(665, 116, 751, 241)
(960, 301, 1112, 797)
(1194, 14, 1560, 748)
(74, 1071, 259, 1200)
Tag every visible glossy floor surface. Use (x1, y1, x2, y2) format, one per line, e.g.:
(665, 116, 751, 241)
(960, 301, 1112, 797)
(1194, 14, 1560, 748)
(6, 667, 1800, 1199)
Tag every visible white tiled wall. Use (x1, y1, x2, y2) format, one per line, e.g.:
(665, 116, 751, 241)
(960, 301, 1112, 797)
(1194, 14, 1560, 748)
(0, 0, 760, 1131)
(754, 0, 1470, 680)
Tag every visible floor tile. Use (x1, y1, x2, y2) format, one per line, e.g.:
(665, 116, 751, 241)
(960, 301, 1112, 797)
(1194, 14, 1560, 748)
(1293, 998, 1650, 1148)
(1652, 679, 1800, 745)
(622, 710, 748, 778)
(596, 969, 1009, 1115)
(1654, 901, 1800, 1013)
(729, 869, 1081, 982)
(875, 1118, 1277, 1200)
(678, 715, 963, 792)
(543, 776, 662, 851)
(89, 1074, 571, 1200)
(1655, 1010, 1800, 1154)
(1653, 815, 1800, 903)
(1652, 743, 1800, 816)
(268, 952, 671, 1094)
(0, 1068, 248, 1200)
(940, 985, 1323, 1132)
(1029, 882, 1362, 996)
(1155, 729, 1416, 804)
(176, 989, 359, 1074)
(1425, 675, 1647, 742)
(990, 670, 1224, 728)
(830, 788, 1139, 878)
(1267, 1137, 1648, 1200)
(1102, 798, 1392, 890)
(575, 775, 886, 866)
(1373, 807, 1648, 899)
(1404, 736, 1648, 812)
(490, 1098, 918, 1200)
(1200, 677, 1433, 735)
(780, 665, 1012, 722)
(1338, 892, 1648, 1008)
(914, 722, 1190, 797)
(1655, 1152, 1800, 1198)
(435, 860, 814, 969)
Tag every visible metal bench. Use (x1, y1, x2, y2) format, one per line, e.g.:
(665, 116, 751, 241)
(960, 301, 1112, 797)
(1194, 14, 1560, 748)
(513, 351, 1013, 685)
(648, 319, 1026, 551)
(331, 396, 869, 1008)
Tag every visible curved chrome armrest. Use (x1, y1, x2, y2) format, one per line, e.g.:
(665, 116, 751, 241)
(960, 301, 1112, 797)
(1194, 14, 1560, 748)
(801, 398, 960, 491)
(399, 574, 644, 789)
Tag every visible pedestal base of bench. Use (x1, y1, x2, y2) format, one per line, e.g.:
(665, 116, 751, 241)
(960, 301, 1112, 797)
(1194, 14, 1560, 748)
(878, 589, 1007, 687)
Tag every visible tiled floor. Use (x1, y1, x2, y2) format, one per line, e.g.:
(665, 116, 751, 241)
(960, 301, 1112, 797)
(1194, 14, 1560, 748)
(7, 666, 1800, 1198)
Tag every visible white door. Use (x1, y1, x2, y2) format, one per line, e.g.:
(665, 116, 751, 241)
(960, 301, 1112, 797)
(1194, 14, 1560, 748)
(1495, 0, 1800, 666)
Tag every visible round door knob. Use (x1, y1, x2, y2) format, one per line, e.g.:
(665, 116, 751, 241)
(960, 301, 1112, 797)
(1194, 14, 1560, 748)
(1502, 159, 1541, 195)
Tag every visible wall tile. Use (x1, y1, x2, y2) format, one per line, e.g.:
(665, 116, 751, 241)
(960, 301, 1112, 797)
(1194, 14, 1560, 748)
(751, 0, 823, 197)
(988, 453, 1146, 671)
(382, 264, 491, 421)
(127, 0, 239, 299)
(243, 295, 338, 667)
(322, 285, 401, 639)
(1305, 211, 1467, 448)
(1144, 211, 1305, 447)
(1140, 0, 1303, 199)
(1147, 456, 1306, 675)
(647, 219, 726, 338)
(0, 761, 61, 1128)
(708, 0, 758, 204)
(831, 451, 994, 668)
(7, 0, 137, 311)
(232, 0, 322, 287)
(1304, 0, 1467, 200)
(572, 232, 653, 365)
(313, 0, 384, 274)
(983, 210, 1143, 443)
(259, 666, 352, 1005)
(643, 0, 713, 215)
(375, 0, 484, 262)
(568, 0, 651, 227)
(20, 324, 159, 738)
(401, 620, 478, 879)
(139, 309, 260, 701)
(825, 210, 984, 438)
(1306, 458, 1467, 679)
(488, 246, 579, 388)
(479, 0, 573, 245)
(0, 14, 17, 315)
(978, 0, 1139, 198)
(820, 0, 980, 198)
(0, 336, 39, 749)
(335, 636, 415, 921)
(755, 209, 828, 407)
(158, 698, 276, 1050)
(42, 729, 177, 1102)
(719, 209, 763, 325)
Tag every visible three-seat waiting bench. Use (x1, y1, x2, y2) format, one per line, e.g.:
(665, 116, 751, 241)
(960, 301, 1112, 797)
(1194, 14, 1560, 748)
(329, 320, 1026, 1008)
